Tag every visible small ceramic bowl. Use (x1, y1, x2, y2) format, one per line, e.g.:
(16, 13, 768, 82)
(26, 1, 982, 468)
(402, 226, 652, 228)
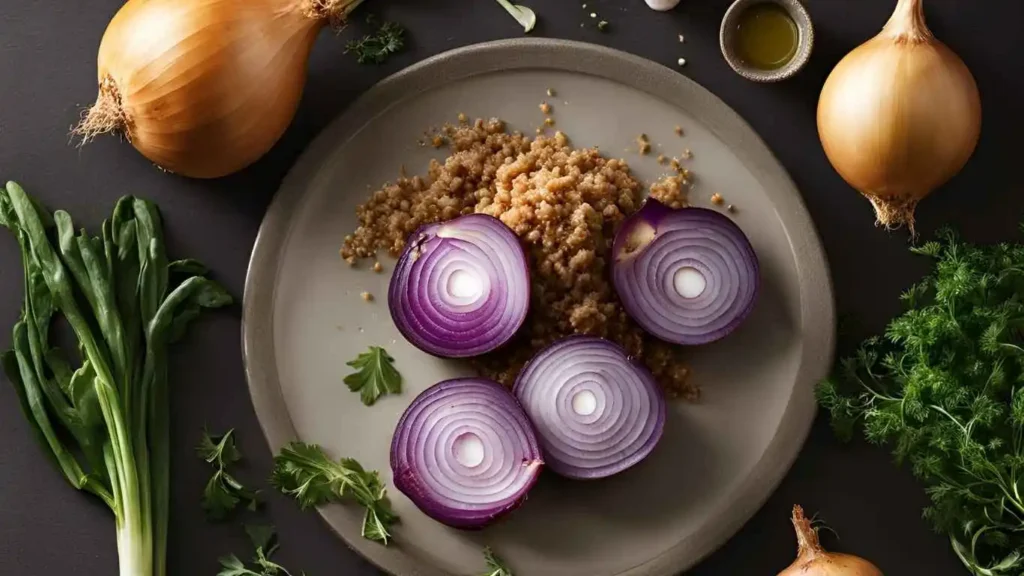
(720, 0, 814, 83)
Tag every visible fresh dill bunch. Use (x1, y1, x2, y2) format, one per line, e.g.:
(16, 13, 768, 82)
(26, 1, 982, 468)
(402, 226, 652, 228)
(818, 228, 1024, 576)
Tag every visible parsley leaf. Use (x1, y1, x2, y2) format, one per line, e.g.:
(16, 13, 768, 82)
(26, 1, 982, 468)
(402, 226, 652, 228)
(271, 442, 398, 545)
(343, 346, 402, 406)
(198, 429, 260, 521)
(482, 547, 514, 576)
(197, 428, 242, 467)
(218, 526, 299, 576)
(344, 21, 405, 65)
(819, 229, 1024, 576)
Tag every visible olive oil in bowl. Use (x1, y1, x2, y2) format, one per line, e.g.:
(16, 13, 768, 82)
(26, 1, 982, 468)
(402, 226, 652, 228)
(734, 3, 799, 70)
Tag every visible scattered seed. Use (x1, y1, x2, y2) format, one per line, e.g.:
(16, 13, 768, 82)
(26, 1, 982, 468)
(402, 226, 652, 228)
(360, 291, 374, 302)
(598, 20, 609, 31)
(590, 12, 597, 18)
(373, 261, 383, 273)
(582, 2, 587, 7)
(711, 193, 724, 206)
(546, 88, 555, 97)
(540, 102, 552, 114)
(678, 34, 685, 43)
(727, 204, 736, 213)
(677, 57, 687, 67)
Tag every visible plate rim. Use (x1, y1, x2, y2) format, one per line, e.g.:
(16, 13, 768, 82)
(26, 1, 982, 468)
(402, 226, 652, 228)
(242, 37, 835, 576)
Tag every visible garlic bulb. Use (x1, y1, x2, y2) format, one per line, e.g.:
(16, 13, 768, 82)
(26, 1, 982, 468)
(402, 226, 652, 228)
(646, 0, 681, 11)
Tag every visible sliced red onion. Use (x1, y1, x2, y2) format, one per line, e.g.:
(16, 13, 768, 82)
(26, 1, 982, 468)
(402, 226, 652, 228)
(390, 378, 544, 529)
(513, 336, 665, 480)
(389, 214, 530, 358)
(612, 199, 759, 346)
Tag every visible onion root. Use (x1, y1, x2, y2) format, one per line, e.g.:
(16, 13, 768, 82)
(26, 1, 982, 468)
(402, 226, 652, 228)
(74, 75, 131, 144)
(867, 194, 918, 234)
(304, 0, 365, 27)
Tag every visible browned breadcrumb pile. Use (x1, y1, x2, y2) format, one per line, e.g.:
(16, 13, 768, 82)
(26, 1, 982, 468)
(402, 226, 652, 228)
(340, 118, 697, 400)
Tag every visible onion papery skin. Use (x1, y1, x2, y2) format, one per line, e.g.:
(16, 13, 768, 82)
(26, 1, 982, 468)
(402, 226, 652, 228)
(83, 0, 360, 178)
(390, 378, 544, 529)
(611, 199, 759, 346)
(816, 0, 981, 230)
(389, 214, 531, 358)
(513, 336, 666, 480)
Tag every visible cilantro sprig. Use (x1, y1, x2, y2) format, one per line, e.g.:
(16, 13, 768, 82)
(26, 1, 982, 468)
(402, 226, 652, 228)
(819, 228, 1024, 575)
(271, 442, 398, 545)
(197, 429, 259, 520)
(344, 346, 402, 406)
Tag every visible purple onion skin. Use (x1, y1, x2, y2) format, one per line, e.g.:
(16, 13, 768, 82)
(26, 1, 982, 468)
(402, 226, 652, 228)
(513, 335, 666, 480)
(612, 199, 759, 346)
(391, 378, 544, 530)
(389, 214, 531, 359)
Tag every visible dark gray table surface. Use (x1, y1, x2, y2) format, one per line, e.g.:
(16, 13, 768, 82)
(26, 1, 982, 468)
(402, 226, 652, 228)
(1, 1, 1020, 574)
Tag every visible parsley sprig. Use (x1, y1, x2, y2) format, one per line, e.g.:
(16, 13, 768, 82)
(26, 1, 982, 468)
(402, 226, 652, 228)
(271, 442, 398, 544)
(344, 346, 402, 406)
(197, 429, 259, 520)
(218, 525, 301, 576)
(819, 228, 1024, 575)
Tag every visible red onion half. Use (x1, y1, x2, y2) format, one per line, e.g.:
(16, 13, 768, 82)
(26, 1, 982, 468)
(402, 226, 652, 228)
(390, 378, 544, 529)
(513, 336, 666, 479)
(612, 199, 759, 346)
(389, 214, 530, 358)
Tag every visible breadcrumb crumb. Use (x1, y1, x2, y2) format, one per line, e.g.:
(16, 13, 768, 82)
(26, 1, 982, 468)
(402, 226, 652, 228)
(674, 125, 684, 136)
(711, 192, 724, 206)
(373, 261, 383, 273)
(539, 102, 552, 114)
(360, 291, 374, 302)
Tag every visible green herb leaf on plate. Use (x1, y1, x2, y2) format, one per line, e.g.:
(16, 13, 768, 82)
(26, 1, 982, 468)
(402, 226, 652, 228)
(271, 442, 398, 545)
(343, 346, 402, 406)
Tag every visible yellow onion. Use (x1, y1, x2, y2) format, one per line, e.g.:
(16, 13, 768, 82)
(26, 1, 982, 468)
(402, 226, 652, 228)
(817, 0, 981, 231)
(76, 0, 363, 178)
(778, 506, 883, 576)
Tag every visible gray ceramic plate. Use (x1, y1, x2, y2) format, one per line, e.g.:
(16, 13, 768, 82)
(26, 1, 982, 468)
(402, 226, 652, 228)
(243, 39, 834, 576)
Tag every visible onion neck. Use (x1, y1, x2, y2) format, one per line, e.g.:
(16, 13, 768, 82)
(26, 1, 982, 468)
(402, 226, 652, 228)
(791, 505, 825, 560)
(882, 0, 933, 43)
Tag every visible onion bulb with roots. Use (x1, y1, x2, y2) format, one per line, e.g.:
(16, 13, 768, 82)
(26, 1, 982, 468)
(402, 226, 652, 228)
(817, 0, 981, 231)
(76, 0, 364, 178)
(778, 506, 883, 576)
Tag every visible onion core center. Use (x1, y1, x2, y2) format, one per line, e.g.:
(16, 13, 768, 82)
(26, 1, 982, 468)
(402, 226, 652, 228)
(571, 389, 598, 416)
(673, 266, 707, 298)
(447, 269, 484, 300)
(453, 432, 486, 468)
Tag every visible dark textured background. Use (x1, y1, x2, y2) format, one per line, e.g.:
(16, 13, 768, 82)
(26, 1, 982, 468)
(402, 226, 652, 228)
(1, 1, 1020, 574)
